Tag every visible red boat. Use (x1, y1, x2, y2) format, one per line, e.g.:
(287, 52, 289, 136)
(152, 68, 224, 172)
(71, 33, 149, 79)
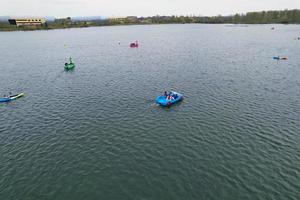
(130, 41, 139, 48)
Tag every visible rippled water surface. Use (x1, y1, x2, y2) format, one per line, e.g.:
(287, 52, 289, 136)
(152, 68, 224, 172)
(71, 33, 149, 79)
(0, 24, 300, 200)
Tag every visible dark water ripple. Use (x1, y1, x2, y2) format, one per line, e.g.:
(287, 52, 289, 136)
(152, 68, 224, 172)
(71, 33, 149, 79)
(0, 24, 300, 200)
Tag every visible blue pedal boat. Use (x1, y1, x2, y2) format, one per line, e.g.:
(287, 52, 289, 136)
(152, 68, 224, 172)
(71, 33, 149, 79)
(156, 91, 183, 107)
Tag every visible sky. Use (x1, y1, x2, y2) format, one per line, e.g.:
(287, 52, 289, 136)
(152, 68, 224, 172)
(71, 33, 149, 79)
(1, 0, 300, 18)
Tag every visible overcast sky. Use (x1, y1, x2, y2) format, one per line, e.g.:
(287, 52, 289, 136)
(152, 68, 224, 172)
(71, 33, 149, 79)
(2, 0, 300, 17)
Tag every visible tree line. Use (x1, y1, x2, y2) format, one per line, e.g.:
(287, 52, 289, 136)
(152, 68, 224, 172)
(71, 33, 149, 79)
(232, 9, 300, 24)
(103, 9, 300, 25)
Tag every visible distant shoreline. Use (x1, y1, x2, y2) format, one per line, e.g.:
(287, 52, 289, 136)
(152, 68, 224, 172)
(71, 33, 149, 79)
(1, 9, 300, 32)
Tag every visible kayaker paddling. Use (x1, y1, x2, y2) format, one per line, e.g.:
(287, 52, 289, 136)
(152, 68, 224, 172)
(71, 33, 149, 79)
(273, 56, 288, 60)
(0, 92, 24, 103)
(64, 57, 75, 70)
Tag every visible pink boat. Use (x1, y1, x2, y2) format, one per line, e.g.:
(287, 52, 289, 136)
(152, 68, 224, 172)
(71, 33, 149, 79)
(130, 41, 139, 48)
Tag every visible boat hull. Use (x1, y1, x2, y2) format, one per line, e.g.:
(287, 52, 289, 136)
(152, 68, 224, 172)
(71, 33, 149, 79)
(0, 98, 11, 102)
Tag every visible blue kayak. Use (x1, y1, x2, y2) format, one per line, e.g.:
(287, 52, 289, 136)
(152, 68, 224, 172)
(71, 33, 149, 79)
(156, 91, 183, 107)
(273, 56, 287, 60)
(0, 93, 24, 103)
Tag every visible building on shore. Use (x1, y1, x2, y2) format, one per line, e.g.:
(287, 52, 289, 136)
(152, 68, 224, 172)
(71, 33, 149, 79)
(108, 16, 139, 24)
(126, 16, 138, 22)
(8, 18, 46, 26)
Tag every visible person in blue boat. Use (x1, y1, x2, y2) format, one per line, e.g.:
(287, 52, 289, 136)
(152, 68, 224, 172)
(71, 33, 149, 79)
(167, 94, 170, 100)
(163, 91, 179, 101)
(167, 94, 174, 100)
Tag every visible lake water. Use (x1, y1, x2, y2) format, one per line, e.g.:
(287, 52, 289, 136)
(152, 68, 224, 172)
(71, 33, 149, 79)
(0, 24, 299, 200)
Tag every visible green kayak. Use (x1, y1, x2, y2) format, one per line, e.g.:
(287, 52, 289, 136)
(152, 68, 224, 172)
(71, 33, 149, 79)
(64, 57, 75, 70)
